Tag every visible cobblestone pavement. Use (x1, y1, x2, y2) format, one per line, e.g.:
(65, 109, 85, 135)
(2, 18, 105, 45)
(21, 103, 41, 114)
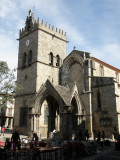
(1, 130, 119, 160)
(93, 150, 120, 160)
(75, 143, 116, 160)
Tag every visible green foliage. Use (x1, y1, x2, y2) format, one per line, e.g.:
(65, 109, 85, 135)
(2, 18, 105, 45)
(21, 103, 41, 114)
(0, 61, 21, 108)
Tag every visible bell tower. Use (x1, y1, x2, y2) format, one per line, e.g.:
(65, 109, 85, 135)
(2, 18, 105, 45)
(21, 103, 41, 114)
(14, 10, 67, 135)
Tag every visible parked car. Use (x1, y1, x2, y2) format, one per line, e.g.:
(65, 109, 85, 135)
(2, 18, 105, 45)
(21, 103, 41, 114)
(115, 134, 120, 150)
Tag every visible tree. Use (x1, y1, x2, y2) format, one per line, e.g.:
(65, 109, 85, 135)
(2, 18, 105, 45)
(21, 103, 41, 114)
(0, 61, 19, 108)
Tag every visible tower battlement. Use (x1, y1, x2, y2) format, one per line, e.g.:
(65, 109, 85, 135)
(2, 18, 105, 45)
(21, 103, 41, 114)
(19, 9, 67, 41)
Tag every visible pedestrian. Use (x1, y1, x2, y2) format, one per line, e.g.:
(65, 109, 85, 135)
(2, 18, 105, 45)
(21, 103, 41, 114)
(53, 129, 56, 137)
(0, 126, 1, 136)
(32, 131, 38, 146)
(97, 130, 101, 142)
(11, 129, 20, 151)
(93, 130, 96, 141)
(85, 130, 89, 141)
(102, 131, 105, 141)
(4, 138, 11, 151)
(1, 126, 5, 136)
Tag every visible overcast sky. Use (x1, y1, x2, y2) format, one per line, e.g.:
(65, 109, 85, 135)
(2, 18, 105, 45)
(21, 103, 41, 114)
(0, 0, 120, 70)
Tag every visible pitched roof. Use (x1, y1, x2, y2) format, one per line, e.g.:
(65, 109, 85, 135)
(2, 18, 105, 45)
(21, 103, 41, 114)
(55, 85, 71, 106)
(92, 57, 120, 73)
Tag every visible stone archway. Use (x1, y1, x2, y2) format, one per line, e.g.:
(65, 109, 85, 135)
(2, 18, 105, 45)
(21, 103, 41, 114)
(39, 95, 60, 139)
(71, 96, 86, 140)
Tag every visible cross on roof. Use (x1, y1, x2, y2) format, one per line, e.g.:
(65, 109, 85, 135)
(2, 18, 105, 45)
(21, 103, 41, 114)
(73, 46, 76, 50)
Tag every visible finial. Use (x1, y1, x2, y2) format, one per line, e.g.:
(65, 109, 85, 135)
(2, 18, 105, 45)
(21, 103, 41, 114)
(41, 20, 44, 25)
(62, 30, 63, 35)
(59, 29, 61, 33)
(29, 9, 31, 16)
(56, 28, 58, 32)
(49, 24, 51, 29)
(38, 18, 40, 24)
(52, 26, 54, 30)
(19, 29, 21, 35)
(45, 22, 48, 27)
(73, 46, 76, 50)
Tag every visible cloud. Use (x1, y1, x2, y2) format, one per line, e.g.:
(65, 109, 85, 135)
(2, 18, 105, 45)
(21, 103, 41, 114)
(0, 33, 18, 69)
(0, 0, 120, 70)
(0, 0, 17, 18)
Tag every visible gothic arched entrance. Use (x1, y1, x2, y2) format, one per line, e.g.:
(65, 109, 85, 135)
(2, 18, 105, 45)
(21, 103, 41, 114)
(71, 97, 86, 140)
(39, 95, 60, 139)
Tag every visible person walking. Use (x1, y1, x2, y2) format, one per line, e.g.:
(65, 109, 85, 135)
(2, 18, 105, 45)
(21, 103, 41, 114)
(0, 126, 1, 136)
(85, 130, 89, 141)
(11, 129, 20, 151)
(32, 131, 38, 146)
(53, 129, 56, 137)
(102, 131, 105, 141)
(1, 126, 5, 136)
(97, 130, 101, 142)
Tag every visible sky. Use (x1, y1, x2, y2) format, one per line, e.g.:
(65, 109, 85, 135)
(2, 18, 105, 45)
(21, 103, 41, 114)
(0, 0, 120, 70)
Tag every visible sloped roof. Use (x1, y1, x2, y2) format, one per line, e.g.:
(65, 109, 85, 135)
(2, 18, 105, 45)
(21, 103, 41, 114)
(55, 85, 71, 106)
(92, 57, 120, 73)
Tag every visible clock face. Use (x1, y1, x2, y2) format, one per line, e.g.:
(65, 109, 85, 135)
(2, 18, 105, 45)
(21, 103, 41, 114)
(26, 40, 30, 46)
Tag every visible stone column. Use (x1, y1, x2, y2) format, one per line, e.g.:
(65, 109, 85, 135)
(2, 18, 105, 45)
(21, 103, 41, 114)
(5, 118, 9, 127)
(57, 115, 60, 131)
(34, 115, 36, 132)
(31, 115, 34, 131)
(10, 118, 13, 129)
(61, 111, 72, 141)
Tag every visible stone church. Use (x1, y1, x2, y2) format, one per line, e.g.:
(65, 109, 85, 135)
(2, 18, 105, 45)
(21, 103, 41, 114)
(14, 10, 120, 140)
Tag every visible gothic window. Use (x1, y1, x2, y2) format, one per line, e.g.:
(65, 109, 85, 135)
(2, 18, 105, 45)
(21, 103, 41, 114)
(49, 52, 53, 65)
(20, 108, 27, 126)
(56, 55, 60, 66)
(97, 91, 101, 108)
(22, 52, 27, 68)
(28, 50, 32, 65)
(99, 65, 104, 76)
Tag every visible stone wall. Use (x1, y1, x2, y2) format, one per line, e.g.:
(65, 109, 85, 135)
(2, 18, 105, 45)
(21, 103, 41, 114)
(91, 77, 118, 137)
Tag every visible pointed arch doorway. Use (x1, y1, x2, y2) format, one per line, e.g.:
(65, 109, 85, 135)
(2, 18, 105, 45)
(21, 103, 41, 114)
(71, 97, 86, 140)
(39, 95, 60, 139)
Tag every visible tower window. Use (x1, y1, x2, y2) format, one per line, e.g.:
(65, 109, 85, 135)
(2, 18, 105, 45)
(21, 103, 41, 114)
(28, 50, 32, 66)
(22, 52, 27, 68)
(56, 55, 60, 66)
(49, 52, 53, 65)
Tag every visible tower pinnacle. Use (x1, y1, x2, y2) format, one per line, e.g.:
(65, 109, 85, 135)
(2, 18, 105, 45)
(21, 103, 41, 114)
(29, 9, 31, 16)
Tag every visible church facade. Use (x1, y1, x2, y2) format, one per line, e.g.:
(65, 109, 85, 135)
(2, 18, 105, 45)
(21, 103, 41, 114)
(14, 10, 120, 140)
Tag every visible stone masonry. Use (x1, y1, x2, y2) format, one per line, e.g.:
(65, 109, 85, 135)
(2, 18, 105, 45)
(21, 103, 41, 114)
(14, 10, 120, 140)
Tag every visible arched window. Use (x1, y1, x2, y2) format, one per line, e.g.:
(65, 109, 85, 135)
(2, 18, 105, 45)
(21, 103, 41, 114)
(22, 52, 27, 68)
(28, 50, 32, 65)
(56, 55, 60, 66)
(49, 52, 53, 65)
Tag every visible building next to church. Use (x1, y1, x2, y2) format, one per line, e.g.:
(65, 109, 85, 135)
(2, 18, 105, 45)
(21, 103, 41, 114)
(14, 10, 120, 140)
(0, 92, 14, 129)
